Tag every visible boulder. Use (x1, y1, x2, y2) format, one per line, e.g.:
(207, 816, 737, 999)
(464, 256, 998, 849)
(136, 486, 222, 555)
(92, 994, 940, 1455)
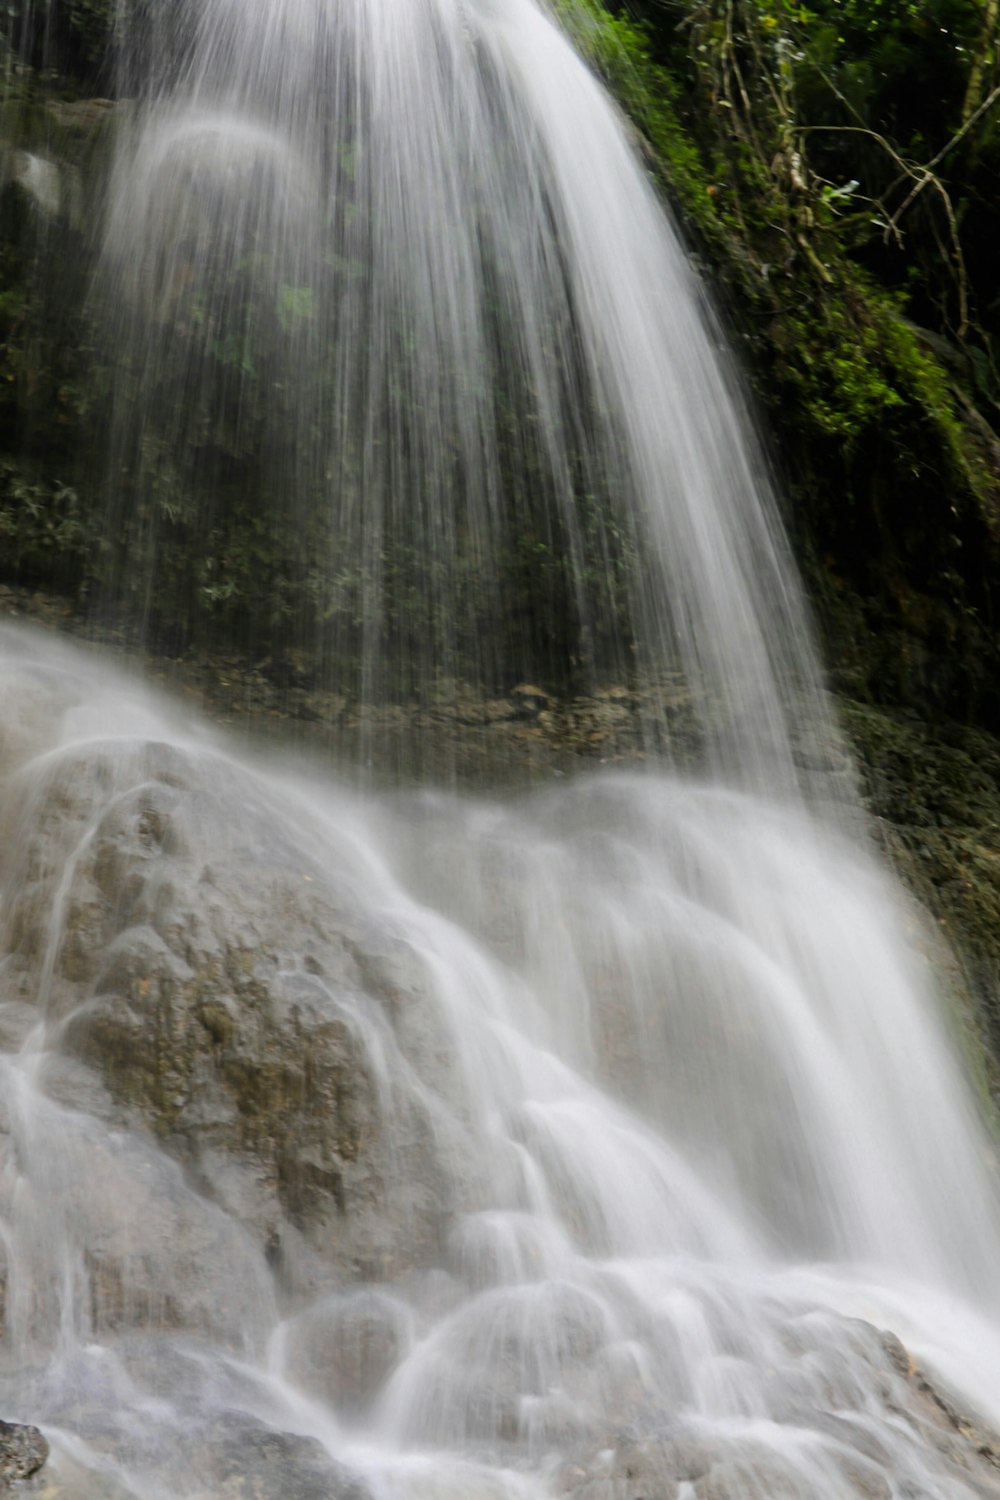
(0, 729, 487, 1331)
(0, 1419, 48, 1483)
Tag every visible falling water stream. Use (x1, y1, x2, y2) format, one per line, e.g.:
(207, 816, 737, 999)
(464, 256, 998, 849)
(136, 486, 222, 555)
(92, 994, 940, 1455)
(2, 0, 1000, 1497)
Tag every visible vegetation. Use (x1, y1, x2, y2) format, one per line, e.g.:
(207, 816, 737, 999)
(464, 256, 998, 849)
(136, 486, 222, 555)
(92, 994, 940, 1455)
(562, 0, 1000, 722)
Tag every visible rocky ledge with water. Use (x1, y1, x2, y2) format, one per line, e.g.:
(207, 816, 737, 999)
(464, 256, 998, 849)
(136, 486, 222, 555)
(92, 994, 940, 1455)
(0, 627, 998, 1499)
(6, 579, 1000, 1113)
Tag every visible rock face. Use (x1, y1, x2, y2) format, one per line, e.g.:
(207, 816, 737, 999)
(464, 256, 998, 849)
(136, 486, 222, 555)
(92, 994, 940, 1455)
(0, 674, 487, 1340)
(283, 1287, 413, 1414)
(0, 647, 500, 1492)
(0, 1420, 48, 1484)
(554, 1326, 1000, 1500)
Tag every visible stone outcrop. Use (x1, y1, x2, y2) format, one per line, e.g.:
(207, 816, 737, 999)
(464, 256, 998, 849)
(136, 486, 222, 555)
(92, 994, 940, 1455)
(0, 711, 488, 1337)
(0, 1420, 48, 1486)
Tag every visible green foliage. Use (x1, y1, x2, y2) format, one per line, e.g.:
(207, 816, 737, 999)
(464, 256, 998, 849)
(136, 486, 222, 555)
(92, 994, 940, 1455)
(61, 0, 119, 65)
(276, 284, 315, 333)
(0, 462, 89, 585)
(558, 0, 1000, 720)
(0, 0, 117, 81)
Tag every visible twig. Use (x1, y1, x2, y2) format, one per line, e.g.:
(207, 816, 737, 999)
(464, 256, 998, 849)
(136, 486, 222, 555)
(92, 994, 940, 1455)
(798, 125, 916, 246)
(885, 83, 1000, 238)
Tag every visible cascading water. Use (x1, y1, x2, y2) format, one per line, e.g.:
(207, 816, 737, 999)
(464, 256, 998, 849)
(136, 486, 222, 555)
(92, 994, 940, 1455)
(2, 1, 1000, 1498)
(95, 0, 823, 787)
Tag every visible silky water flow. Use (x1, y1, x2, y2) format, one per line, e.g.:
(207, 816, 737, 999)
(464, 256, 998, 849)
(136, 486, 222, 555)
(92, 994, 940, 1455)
(2, 1, 1000, 1497)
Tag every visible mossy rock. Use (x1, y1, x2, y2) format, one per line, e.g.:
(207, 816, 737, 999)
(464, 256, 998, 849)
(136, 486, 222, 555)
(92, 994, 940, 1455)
(841, 695, 1000, 1119)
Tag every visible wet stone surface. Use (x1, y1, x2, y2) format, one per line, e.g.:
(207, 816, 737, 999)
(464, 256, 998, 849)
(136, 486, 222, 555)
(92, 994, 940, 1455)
(0, 1420, 48, 1484)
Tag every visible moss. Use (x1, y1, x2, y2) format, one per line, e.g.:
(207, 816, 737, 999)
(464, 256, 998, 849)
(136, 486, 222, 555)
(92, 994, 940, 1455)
(548, 0, 1000, 724)
(555, 0, 728, 240)
(197, 1000, 236, 1046)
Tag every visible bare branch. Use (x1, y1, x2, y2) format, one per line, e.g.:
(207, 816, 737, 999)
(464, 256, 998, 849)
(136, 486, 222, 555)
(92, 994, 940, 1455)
(884, 83, 1000, 239)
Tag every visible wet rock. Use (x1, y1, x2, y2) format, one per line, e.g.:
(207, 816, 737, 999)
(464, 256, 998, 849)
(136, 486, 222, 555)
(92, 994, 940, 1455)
(205, 1416, 369, 1500)
(612, 1434, 712, 1488)
(284, 1288, 413, 1414)
(21, 1458, 138, 1500)
(4, 1342, 369, 1500)
(0, 1106, 275, 1348)
(553, 1310, 1000, 1500)
(559, 1432, 718, 1500)
(695, 1455, 812, 1500)
(0, 728, 488, 1321)
(0, 1419, 48, 1483)
(511, 684, 549, 713)
(46, 99, 118, 143)
(791, 1410, 895, 1470)
(841, 697, 1000, 1114)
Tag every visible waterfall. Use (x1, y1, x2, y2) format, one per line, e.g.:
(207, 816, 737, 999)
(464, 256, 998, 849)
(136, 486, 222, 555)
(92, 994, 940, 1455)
(1, 1, 1000, 1498)
(95, 0, 823, 788)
